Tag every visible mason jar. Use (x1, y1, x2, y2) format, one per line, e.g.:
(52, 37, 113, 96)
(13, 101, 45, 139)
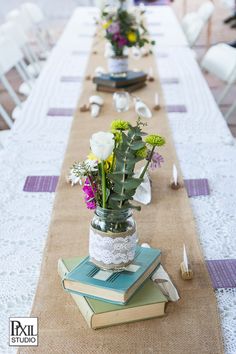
(89, 207, 137, 271)
(107, 56, 128, 78)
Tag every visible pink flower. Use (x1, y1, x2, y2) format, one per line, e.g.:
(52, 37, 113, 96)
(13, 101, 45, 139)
(113, 33, 128, 48)
(107, 22, 120, 34)
(82, 178, 97, 210)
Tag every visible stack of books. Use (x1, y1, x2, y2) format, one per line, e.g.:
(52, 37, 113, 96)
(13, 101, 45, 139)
(93, 71, 147, 93)
(58, 246, 168, 329)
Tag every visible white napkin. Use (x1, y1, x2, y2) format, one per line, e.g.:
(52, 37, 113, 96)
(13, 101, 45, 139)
(152, 265, 180, 302)
(94, 66, 106, 76)
(141, 243, 180, 302)
(134, 98, 152, 119)
(133, 170, 151, 205)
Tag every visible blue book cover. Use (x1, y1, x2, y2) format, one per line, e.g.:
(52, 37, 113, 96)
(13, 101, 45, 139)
(93, 71, 147, 87)
(62, 246, 161, 305)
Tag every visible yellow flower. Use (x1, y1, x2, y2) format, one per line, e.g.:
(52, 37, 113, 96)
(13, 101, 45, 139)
(102, 20, 112, 30)
(87, 152, 113, 171)
(136, 146, 148, 159)
(127, 31, 137, 43)
(111, 119, 130, 131)
(145, 135, 165, 147)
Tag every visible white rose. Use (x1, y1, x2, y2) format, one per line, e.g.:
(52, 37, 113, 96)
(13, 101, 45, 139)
(90, 132, 114, 161)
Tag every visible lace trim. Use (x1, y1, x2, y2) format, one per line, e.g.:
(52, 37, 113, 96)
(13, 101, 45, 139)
(89, 228, 137, 265)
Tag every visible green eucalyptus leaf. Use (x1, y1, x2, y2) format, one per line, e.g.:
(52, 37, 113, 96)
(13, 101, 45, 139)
(130, 141, 146, 150)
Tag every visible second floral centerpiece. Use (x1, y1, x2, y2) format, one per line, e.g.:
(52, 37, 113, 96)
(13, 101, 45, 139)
(101, 2, 155, 76)
(69, 118, 165, 271)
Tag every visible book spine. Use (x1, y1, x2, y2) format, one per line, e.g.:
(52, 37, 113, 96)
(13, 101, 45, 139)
(58, 259, 93, 328)
(70, 294, 94, 329)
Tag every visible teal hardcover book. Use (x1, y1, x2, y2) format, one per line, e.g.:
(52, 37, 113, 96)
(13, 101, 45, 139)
(62, 246, 161, 305)
(93, 71, 147, 88)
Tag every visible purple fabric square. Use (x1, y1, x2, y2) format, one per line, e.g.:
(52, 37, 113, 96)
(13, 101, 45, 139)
(150, 32, 164, 37)
(47, 108, 75, 116)
(184, 179, 210, 197)
(206, 259, 236, 289)
(60, 76, 83, 83)
(138, 0, 170, 6)
(157, 52, 169, 58)
(23, 176, 59, 192)
(71, 50, 89, 56)
(166, 105, 187, 113)
(161, 78, 180, 84)
(147, 22, 161, 26)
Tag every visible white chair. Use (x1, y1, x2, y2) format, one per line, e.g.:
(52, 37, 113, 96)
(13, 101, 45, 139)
(6, 10, 43, 75)
(0, 21, 41, 78)
(182, 1, 215, 47)
(20, 3, 51, 56)
(0, 36, 28, 120)
(0, 104, 13, 128)
(0, 28, 35, 96)
(198, 2, 215, 24)
(201, 43, 236, 121)
(0, 105, 12, 149)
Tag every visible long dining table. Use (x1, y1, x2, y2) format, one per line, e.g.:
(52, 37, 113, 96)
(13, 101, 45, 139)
(0, 5, 236, 354)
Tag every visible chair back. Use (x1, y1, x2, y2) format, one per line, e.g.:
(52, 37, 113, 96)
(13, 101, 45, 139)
(6, 8, 33, 33)
(182, 14, 205, 47)
(21, 3, 45, 25)
(0, 35, 23, 74)
(198, 1, 215, 23)
(201, 43, 236, 83)
(0, 21, 28, 49)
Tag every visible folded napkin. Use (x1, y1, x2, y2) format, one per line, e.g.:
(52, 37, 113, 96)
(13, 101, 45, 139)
(152, 265, 180, 302)
(141, 243, 180, 302)
(134, 99, 152, 119)
(133, 171, 151, 205)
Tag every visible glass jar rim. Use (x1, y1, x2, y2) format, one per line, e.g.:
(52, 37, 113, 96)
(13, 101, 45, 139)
(95, 206, 132, 220)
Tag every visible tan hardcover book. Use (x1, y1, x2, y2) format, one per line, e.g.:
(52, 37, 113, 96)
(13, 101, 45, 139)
(58, 256, 167, 329)
(96, 82, 147, 93)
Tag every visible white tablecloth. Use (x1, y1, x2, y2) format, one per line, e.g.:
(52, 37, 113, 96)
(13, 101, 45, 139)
(0, 6, 235, 354)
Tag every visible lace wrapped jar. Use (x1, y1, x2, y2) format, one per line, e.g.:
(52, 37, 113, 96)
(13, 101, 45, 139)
(107, 56, 128, 78)
(89, 207, 137, 271)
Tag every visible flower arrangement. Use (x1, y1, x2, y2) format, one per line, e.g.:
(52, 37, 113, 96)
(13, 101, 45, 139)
(69, 118, 165, 211)
(101, 0, 155, 57)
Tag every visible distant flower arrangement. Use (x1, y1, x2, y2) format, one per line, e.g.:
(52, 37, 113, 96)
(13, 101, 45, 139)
(101, 0, 155, 57)
(68, 118, 165, 211)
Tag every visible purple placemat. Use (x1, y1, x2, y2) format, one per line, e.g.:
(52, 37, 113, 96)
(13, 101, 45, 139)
(60, 76, 83, 83)
(23, 176, 59, 192)
(47, 108, 75, 116)
(150, 32, 164, 37)
(157, 52, 169, 58)
(71, 50, 89, 56)
(146, 22, 161, 26)
(161, 78, 180, 84)
(167, 105, 187, 113)
(136, 0, 170, 5)
(206, 259, 236, 289)
(184, 179, 210, 197)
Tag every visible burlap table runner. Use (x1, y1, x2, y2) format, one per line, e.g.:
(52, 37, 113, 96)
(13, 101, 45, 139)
(19, 33, 224, 354)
